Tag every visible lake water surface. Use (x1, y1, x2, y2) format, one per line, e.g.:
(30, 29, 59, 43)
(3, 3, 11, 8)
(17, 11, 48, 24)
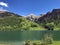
(0, 30, 59, 45)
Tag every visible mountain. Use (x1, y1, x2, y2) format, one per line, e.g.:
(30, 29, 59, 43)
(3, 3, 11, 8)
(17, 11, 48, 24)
(26, 9, 60, 30)
(26, 13, 39, 22)
(38, 9, 60, 23)
(37, 9, 60, 30)
(0, 11, 45, 30)
(0, 9, 60, 30)
(0, 11, 21, 17)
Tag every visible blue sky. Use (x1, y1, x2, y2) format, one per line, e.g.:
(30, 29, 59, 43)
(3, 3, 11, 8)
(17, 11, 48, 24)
(0, 0, 60, 16)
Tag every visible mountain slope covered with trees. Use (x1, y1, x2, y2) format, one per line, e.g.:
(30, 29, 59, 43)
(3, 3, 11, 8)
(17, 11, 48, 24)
(0, 9, 60, 30)
(37, 9, 60, 30)
(0, 11, 45, 30)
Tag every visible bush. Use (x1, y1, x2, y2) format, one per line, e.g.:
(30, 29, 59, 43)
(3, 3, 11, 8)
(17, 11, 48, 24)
(41, 34, 53, 45)
(24, 40, 30, 45)
(44, 22, 54, 30)
(31, 24, 38, 27)
(33, 43, 37, 45)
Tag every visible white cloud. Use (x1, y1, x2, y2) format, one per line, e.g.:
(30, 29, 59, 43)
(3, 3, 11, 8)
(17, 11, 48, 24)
(0, 2, 8, 7)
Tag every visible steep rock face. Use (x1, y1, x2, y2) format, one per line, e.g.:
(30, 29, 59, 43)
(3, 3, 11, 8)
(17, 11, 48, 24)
(38, 9, 60, 24)
(26, 14, 39, 22)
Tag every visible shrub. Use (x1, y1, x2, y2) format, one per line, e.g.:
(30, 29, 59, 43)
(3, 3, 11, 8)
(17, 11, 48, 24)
(41, 34, 53, 45)
(44, 22, 54, 30)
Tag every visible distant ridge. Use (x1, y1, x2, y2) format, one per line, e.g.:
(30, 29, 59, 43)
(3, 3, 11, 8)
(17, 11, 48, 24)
(37, 9, 60, 23)
(0, 11, 21, 17)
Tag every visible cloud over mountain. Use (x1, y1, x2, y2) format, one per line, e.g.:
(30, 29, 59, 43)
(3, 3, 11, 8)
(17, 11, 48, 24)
(0, 2, 8, 7)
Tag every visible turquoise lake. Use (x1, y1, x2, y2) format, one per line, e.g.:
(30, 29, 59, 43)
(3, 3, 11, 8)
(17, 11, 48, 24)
(0, 30, 59, 45)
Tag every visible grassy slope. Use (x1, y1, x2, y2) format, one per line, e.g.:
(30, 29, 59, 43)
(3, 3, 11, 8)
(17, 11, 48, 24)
(51, 41, 60, 45)
(0, 16, 45, 30)
(30, 41, 60, 45)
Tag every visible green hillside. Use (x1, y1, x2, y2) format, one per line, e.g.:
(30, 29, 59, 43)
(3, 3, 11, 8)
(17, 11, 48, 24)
(37, 9, 60, 30)
(1, 9, 60, 30)
(0, 16, 45, 30)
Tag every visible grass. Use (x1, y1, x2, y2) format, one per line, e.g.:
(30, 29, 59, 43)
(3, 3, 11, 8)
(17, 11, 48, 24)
(51, 41, 60, 45)
(27, 40, 60, 45)
(0, 41, 59, 45)
(30, 27, 46, 30)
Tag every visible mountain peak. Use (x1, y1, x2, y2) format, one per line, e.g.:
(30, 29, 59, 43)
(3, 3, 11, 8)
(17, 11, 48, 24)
(52, 9, 60, 13)
(38, 9, 60, 24)
(28, 13, 36, 18)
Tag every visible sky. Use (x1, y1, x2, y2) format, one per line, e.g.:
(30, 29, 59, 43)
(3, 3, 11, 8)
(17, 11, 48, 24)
(0, 0, 60, 16)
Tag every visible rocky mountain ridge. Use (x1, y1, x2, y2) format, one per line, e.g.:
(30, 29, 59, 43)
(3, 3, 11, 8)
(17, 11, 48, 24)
(0, 11, 21, 17)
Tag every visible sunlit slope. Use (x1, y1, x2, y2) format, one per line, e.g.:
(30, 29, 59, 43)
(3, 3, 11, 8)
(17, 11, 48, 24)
(0, 16, 45, 30)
